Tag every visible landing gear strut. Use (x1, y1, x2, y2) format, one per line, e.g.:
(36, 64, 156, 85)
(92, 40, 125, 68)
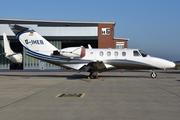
(88, 62, 99, 79)
(150, 71, 157, 78)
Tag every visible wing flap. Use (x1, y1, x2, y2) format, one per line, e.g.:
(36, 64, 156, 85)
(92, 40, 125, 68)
(63, 64, 87, 70)
(78, 61, 115, 72)
(63, 61, 115, 72)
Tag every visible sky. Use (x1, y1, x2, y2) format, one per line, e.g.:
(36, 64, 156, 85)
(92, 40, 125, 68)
(0, 0, 180, 61)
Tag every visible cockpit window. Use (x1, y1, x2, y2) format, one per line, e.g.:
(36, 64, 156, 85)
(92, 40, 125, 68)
(139, 50, 147, 57)
(133, 51, 140, 56)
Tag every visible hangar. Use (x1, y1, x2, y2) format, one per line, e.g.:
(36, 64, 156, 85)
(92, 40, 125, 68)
(0, 18, 129, 70)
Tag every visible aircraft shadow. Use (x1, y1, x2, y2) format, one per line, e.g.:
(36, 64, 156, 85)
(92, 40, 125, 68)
(0, 73, 151, 80)
(164, 71, 180, 74)
(0, 74, 69, 78)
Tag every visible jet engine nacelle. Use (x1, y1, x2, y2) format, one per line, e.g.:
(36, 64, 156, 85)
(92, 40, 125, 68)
(59, 46, 86, 58)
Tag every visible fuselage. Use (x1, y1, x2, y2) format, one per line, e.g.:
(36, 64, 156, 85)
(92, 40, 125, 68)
(26, 47, 175, 71)
(82, 48, 175, 69)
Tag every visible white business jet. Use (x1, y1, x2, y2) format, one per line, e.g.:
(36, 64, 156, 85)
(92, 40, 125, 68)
(9, 24, 175, 78)
(1, 33, 22, 64)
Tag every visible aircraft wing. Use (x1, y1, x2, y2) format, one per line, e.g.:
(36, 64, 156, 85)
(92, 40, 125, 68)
(62, 60, 114, 72)
(62, 63, 88, 70)
(65, 61, 114, 72)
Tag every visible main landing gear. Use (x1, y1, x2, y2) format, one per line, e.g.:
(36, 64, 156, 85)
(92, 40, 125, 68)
(89, 72, 99, 79)
(150, 71, 157, 78)
(88, 62, 99, 79)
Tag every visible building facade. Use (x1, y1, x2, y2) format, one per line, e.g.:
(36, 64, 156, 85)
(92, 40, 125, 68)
(0, 18, 128, 70)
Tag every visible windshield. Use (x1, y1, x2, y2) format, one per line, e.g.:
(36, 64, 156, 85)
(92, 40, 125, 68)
(139, 50, 147, 57)
(133, 51, 141, 56)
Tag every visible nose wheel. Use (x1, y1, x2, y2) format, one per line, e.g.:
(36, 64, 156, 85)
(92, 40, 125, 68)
(150, 72, 157, 78)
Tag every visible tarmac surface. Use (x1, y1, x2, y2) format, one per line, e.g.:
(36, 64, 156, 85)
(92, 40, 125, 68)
(0, 70, 180, 120)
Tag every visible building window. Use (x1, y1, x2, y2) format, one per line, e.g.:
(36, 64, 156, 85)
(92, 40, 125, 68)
(116, 42, 124, 49)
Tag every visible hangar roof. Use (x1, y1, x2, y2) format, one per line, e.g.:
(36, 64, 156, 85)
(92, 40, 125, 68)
(0, 18, 116, 26)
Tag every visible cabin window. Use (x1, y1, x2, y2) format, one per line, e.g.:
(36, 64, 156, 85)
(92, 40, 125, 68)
(107, 51, 111, 56)
(99, 51, 104, 56)
(133, 51, 140, 56)
(114, 51, 118, 56)
(122, 52, 126, 56)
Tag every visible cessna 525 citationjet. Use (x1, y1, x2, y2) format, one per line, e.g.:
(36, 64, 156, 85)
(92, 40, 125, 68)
(9, 24, 175, 79)
(1, 33, 22, 64)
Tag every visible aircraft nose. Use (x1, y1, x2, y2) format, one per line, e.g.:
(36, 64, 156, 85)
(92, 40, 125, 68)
(161, 59, 176, 69)
(169, 61, 176, 68)
(160, 59, 175, 69)
(152, 57, 176, 69)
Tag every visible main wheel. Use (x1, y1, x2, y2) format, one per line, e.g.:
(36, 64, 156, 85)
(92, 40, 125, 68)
(89, 72, 98, 79)
(150, 72, 157, 78)
(90, 75, 96, 79)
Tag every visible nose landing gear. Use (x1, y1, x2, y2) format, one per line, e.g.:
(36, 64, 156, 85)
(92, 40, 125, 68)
(150, 71, 157, 78)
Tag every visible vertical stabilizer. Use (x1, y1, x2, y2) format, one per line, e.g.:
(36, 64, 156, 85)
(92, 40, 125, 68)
(3, 33, 14, 56)
(9, 24, 58, 55)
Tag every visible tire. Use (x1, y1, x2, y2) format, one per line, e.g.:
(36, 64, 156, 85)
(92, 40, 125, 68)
(90, 75, 96, 79)
(150, 72, 157, 78)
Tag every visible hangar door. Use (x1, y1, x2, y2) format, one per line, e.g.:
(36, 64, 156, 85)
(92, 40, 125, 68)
(23, 40, 61, 70)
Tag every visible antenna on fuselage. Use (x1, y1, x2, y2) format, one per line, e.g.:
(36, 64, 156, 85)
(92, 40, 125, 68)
(88, 44, 92, 49)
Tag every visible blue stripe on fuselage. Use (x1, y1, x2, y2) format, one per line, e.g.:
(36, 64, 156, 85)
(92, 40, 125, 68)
(106, 59, 154, 68)
(25, 48, 60, 61)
